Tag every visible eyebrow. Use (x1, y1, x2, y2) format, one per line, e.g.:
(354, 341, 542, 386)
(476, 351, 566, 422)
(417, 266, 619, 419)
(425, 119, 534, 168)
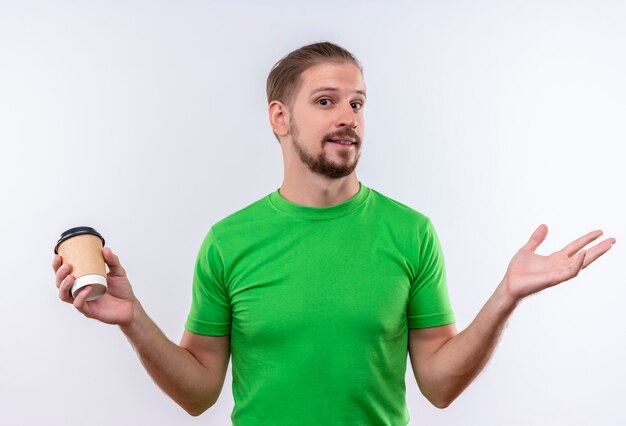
(309, 87, 367, 98)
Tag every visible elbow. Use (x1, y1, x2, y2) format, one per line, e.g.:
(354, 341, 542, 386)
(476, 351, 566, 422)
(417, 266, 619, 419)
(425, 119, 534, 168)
(181, 399, 215, 417)
(431, 398, 453, 409)
(425, 391, 457, 409)
(185, 406, 207, 417)
(183, 404, 210, 417)
(420, 381, 463, 409)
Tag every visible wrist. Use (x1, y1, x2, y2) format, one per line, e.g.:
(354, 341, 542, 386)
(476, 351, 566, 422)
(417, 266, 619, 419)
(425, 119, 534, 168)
(119, 300, 145, 337)
(494, 276, 520, 314)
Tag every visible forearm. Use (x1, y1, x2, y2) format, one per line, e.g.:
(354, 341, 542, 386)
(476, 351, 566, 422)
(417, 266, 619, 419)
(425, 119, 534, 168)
(119, 303, 218, 415)
(423, 278, 518, 407)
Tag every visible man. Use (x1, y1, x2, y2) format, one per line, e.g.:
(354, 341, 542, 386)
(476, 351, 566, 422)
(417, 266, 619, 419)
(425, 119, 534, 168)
(53, 42, 616, 425)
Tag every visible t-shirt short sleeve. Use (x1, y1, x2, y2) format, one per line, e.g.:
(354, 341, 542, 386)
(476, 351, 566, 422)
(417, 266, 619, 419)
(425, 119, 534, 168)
(185, 228, 231, 336)
(407, 219, 455, 329)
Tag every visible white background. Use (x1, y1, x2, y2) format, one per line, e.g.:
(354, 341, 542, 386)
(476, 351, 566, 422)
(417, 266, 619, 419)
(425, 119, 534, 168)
(1, 1, 624, 425)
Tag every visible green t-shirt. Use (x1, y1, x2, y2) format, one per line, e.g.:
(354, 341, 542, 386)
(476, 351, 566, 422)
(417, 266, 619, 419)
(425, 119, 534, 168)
(185, 181, 455, 425)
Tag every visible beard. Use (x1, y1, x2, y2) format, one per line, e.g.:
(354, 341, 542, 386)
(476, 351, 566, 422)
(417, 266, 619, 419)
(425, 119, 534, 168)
(289, 115, 362, 179)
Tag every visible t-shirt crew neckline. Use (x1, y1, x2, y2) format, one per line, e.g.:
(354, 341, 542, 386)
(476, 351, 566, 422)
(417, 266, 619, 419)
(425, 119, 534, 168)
(268, 181, 371, 220)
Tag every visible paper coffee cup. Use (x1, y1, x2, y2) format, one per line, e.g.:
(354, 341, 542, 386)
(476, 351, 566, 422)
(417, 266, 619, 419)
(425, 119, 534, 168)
(54, 226, 107, 301)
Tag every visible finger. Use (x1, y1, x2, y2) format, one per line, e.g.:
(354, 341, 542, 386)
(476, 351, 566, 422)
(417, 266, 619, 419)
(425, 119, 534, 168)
(521, 224, 548, 252)
(55, 263, 73, 289)
(58, 274, 75, 303)
(52, 255, 62, 272)
(582, 237, 617, 269)
(553, 250, 586, 284)
(560, 229, 603, 257)
(102, 247, 126, 277)
(574, 250, 587, 275)
(73, 286, 93, 317)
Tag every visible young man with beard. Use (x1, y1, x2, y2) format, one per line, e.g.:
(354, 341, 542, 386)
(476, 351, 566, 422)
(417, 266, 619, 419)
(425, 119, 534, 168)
(53, 42, 616, 425)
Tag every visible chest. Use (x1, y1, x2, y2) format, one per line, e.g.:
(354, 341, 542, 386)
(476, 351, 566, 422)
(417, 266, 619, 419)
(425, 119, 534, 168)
(225, 224, 413, 346)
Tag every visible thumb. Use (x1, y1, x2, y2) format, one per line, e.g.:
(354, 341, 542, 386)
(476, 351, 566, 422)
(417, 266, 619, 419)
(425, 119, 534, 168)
(521, 224, 548, 252)
(102, 247, 126, 277)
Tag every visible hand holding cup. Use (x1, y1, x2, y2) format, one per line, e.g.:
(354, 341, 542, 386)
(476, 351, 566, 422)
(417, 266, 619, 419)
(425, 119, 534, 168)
(53, 227, 137, 326)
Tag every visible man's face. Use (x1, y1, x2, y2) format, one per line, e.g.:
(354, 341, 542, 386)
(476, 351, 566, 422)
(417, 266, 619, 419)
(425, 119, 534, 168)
(286, 62, 366, 179)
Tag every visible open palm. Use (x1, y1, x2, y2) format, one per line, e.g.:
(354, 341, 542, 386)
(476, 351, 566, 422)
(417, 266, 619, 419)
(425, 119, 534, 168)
(505, 224, 616, 301)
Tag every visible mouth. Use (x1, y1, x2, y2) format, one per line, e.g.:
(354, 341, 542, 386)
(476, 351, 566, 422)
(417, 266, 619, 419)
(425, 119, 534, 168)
(327, 139, 357, 146)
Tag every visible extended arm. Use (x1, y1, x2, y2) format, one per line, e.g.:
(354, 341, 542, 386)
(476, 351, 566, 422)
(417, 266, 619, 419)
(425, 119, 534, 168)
(409, 224, 616, 408)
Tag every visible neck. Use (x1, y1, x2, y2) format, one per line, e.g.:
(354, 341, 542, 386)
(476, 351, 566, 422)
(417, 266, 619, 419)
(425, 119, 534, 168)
(279, 173, 360, 207)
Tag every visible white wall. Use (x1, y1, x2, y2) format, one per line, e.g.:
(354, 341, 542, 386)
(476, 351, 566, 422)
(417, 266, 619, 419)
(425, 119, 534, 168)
(1, 1, 624, 425)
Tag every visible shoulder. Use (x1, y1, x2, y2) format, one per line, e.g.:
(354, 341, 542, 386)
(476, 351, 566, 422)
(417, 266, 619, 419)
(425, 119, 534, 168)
(367, 187, 433, 230)
(207, 191, 275, 241)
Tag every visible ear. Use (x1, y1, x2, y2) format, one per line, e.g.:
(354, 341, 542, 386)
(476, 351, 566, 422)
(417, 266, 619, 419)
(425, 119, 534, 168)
(268, 100, 290, 138)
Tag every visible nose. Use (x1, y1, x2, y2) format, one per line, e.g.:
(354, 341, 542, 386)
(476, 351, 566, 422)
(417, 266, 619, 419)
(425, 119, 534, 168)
(336, 102, 358, 129)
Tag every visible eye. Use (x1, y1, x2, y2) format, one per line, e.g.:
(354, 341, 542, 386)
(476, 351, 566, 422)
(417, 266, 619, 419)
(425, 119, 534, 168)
(319, 98, 332, 106)
(351, 101, 363, 110)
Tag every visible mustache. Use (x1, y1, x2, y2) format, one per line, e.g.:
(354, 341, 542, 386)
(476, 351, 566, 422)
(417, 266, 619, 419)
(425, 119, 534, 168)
(324, 129, 361, 144)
